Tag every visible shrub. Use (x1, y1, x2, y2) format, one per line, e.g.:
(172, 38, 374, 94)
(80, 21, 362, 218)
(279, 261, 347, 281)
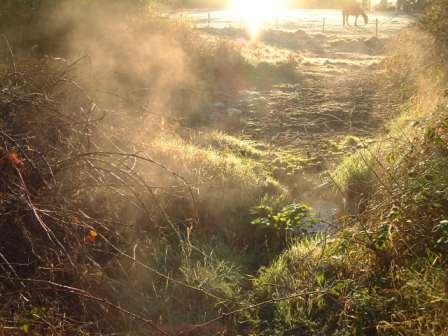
(421, 0, 448, 51)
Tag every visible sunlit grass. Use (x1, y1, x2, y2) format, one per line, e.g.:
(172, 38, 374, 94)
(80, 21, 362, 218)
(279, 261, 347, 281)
(148, 134, 288, 234)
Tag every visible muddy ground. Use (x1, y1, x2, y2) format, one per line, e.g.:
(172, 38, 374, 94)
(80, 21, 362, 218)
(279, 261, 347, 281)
(212, 29, 401, 160)
(191, 11, 412, 218)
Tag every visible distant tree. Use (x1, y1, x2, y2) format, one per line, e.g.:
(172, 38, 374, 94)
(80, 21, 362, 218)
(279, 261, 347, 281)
(421, 0, 448, 49)
(377, 0, 390, 10)
(396, 0, 430, 11)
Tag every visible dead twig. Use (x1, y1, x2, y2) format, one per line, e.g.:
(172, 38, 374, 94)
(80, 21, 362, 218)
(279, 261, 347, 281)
(1, 34, 17, 81)
(2, 278, 172, 336)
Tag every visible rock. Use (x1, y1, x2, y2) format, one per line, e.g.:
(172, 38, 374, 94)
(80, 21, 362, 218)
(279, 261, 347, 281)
(226, 108, 243, 117)
(213, 102, 225, 108)
(294, 29, 310, 39)
(209, 111, 221, 121)
(239, 90, 262, 102)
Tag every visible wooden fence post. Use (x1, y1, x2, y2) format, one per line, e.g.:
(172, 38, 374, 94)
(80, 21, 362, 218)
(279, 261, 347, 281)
(375, 18, 378, 37)
(322, 17, 326, 33)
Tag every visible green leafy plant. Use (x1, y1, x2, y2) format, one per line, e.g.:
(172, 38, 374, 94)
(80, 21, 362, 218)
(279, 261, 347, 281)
(433, 219, 448, 248)
(249, 203, 318, 257)
(251, 203, 315, 233)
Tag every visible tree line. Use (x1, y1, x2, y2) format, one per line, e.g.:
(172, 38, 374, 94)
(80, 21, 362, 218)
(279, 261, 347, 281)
(0, 0, 435, 12)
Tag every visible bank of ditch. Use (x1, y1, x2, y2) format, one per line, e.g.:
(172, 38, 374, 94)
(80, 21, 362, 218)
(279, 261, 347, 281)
(0, 2, 448, 335)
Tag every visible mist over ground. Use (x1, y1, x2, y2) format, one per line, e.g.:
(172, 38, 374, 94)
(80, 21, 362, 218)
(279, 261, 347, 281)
(0, 0, 447, 335)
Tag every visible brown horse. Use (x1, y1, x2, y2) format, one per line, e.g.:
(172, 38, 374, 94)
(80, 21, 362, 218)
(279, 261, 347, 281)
(343, 3, 368, 26)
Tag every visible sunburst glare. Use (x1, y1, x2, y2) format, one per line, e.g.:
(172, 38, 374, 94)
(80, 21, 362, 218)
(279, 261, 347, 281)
(229, 0, 289, 38)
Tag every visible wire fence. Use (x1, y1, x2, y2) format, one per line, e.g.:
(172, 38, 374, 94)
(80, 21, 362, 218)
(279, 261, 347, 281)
(174, 9, 412, 38)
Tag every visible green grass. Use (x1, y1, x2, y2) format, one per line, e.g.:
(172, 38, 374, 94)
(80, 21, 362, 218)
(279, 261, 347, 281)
(148, 134, 289, 243)
(244, 234, 369, 335)
(331, 145, 378, 192)
(191, 130, 268, 160)
(188, 130, 309, 184)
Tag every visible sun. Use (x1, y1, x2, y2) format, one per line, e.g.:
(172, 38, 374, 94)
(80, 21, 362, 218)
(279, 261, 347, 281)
(229, 0, 288, 38)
